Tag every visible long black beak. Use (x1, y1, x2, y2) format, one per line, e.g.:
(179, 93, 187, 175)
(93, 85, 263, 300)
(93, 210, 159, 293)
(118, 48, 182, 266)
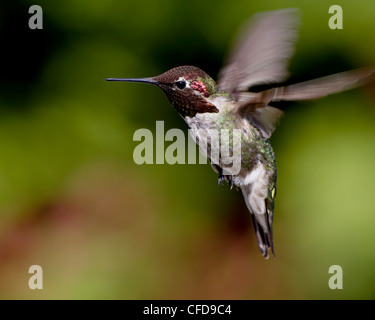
(105, 77, 158, 85)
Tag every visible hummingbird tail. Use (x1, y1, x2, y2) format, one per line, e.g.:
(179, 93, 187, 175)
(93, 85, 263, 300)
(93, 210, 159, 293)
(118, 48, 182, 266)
(249, 212, 275, 259)
(240, 162, 276, 258)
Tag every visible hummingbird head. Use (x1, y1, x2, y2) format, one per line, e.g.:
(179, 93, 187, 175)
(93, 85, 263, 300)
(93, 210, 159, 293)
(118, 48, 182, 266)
(106, 66, 220, 117)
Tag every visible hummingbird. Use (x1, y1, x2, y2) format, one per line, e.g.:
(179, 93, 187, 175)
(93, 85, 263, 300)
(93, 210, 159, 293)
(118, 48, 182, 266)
(106, 9, 374, 258)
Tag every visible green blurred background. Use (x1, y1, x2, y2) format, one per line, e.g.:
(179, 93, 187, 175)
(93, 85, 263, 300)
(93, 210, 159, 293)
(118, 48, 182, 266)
(0, 0, 374, 299)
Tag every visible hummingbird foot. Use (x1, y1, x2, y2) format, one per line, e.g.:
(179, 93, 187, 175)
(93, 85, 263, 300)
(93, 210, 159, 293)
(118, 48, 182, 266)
(216, 166, 234, 189)
(218, 171, 225, 187)
(229, 177, 234, 190)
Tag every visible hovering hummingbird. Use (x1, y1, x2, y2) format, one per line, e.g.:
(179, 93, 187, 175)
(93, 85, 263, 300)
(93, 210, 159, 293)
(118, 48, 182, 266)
(106, 9, 374, 258)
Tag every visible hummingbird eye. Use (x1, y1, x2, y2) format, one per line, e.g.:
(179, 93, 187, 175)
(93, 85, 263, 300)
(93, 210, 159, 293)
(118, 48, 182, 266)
(175, 81, 186, 90)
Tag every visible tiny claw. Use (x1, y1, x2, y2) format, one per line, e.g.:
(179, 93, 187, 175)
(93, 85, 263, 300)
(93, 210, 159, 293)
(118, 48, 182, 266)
(230, 179, 234, 190)
(226, 175, 234, 189)
(216, 165, 225, 187)
(218, 175, 224, 187)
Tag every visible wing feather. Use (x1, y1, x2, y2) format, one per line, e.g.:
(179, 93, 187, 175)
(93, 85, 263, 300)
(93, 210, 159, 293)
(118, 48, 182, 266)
(217, 9, 299, 96)
(235, 68, 375, 138)
(269, 67, 375, 102)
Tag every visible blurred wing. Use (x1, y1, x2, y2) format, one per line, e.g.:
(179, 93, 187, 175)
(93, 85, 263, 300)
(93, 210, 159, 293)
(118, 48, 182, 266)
(217, 9, 299, 97)
(245, 106, 283, 139)
(237, 93, 284, 139)
(268, 67, 375, 102)
(236, 68, 375, 138)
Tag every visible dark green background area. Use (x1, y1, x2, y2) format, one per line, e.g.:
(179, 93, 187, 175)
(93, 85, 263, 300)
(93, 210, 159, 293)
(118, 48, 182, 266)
(0, 0, 374, 299)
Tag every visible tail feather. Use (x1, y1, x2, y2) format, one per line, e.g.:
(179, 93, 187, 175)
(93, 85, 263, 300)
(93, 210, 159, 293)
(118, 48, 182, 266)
(249, 213, 275, 258)
(241, 162, 276, 258)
